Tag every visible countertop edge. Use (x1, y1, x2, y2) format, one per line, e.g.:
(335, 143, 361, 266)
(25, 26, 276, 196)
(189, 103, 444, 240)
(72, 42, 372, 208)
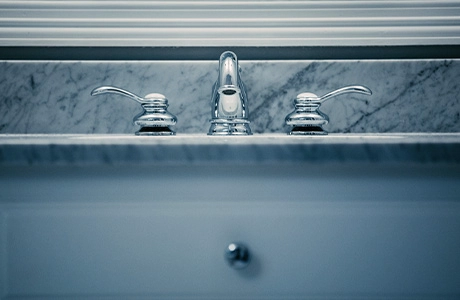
(1, 134, 460, 166)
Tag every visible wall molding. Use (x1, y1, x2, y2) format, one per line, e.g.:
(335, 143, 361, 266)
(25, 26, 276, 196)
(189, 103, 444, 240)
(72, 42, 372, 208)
(1, 1, 460, 47)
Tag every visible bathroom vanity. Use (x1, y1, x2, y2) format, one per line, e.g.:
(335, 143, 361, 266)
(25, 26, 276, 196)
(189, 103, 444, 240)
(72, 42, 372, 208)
(1, 133, 459, 299)
(2, 0, 460, 297)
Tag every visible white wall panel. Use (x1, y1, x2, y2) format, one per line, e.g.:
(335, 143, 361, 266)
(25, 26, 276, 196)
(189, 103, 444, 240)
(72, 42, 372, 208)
(0, 1, 459, 46)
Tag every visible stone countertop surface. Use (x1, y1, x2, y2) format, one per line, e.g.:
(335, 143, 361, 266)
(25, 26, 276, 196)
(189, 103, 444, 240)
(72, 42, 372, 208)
(1, 133, 460, 166)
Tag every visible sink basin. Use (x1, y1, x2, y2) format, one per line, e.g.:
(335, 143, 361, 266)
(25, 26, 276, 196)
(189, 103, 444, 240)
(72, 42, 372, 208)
(1, 133, 460, 299)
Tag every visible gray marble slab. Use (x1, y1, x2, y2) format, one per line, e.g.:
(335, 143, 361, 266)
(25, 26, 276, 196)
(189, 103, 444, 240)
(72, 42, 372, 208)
(1, 133, 459, 165)
(1, 59, 459, 134)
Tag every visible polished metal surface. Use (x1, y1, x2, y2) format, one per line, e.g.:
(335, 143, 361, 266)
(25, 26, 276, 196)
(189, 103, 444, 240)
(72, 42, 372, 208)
(91, 86, 177, 136)
(225, 242, 251, 269)
(285, 85, 372, 135)
(208, 51, 252, 135)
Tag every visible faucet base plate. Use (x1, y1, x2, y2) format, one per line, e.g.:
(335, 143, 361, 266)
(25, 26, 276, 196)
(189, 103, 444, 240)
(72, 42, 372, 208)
(136, 126, 176, 136)
(288, 126, 328, 135)
(208, 119, 252, 136)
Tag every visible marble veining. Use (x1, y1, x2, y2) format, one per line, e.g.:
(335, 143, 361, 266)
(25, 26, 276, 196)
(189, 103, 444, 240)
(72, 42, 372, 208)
(1, 59, 459, 134)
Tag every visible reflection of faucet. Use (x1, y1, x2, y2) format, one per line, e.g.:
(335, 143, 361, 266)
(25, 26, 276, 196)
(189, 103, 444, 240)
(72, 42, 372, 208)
(208, 51, 252, 135)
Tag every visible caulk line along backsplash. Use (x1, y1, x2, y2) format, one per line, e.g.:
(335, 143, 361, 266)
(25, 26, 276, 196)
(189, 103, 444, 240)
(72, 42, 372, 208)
(1, 59, 459, 134)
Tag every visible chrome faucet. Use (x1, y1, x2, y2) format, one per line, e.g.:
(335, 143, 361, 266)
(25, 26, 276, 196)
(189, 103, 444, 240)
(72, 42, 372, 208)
(208, 51, 252, 135)
(91, 86, 177, 135)
(285, 85, 372, 135)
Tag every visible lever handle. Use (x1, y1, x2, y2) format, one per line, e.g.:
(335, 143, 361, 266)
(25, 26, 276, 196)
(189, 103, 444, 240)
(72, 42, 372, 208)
(91, 86, 166, 104)
(296, 85, 372, 103)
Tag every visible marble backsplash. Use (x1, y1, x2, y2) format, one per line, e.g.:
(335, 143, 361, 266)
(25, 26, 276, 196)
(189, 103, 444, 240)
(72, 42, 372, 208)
(0, 59, 459, 134)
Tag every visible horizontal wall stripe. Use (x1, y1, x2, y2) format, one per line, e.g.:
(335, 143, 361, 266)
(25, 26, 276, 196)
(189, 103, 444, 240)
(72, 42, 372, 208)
(2, 45, 460, 60)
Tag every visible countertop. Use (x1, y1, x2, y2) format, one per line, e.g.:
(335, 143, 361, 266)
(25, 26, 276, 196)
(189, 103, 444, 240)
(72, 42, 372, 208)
(1, 133, 460, 166)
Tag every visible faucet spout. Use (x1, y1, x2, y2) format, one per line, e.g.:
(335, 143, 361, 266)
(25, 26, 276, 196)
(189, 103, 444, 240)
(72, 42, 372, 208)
(218, 51, 240, 93)
(208, 51, 252, 135)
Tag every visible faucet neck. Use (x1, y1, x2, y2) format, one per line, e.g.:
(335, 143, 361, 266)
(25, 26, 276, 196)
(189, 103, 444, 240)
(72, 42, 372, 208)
(218, 51, 239, 90)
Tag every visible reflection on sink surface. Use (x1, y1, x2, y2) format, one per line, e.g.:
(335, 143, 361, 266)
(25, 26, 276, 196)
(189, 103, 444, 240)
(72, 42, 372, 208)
(1, 133, 460, 299)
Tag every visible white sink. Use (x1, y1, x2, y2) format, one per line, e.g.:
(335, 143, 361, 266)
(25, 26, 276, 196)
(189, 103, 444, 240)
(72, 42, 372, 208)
(1, 134, 459, 299)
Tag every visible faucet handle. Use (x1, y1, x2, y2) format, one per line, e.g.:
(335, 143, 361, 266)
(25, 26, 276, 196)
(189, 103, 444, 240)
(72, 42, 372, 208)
(296, 85, 372, 103)
(285, 85, 372, 135)
(91, 86, 177, 136)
